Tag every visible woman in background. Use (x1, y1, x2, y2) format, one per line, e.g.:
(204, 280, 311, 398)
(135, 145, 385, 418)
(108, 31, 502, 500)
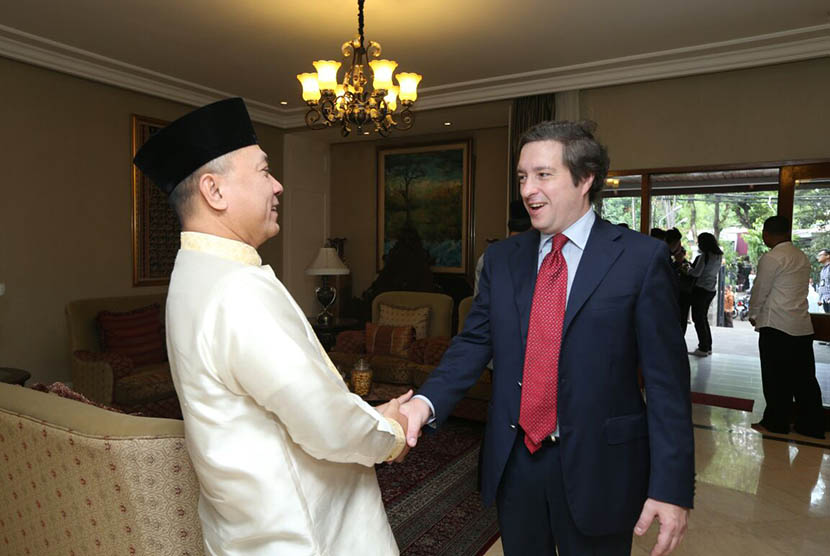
(688, 232, 723, 356)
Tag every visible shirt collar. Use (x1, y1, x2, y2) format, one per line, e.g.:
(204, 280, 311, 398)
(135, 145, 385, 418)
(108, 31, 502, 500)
(180, 231, 262, 266)
(539, 208, 595, 253)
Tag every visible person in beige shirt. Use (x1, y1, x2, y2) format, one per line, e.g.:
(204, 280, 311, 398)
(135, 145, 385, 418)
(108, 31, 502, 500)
(134, 97, 410, 555)
(748, 215, 825, 439)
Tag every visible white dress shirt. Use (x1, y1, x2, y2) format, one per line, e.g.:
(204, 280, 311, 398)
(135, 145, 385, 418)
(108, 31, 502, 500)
(167, 232, 403, 556)
(747, 240, 814, 336)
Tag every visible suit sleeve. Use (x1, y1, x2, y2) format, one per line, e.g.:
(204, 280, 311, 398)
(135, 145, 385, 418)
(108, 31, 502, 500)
(417, 248, 495, 424)
(635, 243, 696, 508)
(205, 272, 403, 466)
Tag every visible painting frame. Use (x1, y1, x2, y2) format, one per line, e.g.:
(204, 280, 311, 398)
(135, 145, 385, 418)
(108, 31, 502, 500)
(377, 140, 473, 274)
(131, 114, 179, 287)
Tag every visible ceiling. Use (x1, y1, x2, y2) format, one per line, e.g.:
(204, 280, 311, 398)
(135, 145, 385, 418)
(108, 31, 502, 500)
(1, 0, 828, 136)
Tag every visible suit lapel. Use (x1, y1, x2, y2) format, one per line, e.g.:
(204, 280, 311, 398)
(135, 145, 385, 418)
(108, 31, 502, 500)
(510, 229, 541, 345)
(562, 218, 624, 335)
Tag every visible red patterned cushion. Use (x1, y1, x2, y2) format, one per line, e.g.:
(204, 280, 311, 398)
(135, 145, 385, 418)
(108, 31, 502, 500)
(407, 337, 450, 365)
(423, 337, 451, 366)
(97, 304, 166, 366)
(407, 338, 429, 364)
(334, 330, 366, 353)
(365, 323, 415, 357)
(30, 382, 126, 413)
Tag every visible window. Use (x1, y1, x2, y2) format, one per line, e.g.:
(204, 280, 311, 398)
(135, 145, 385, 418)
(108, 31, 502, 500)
(597, 175, 641, 230)
(792, 178, 830, 314)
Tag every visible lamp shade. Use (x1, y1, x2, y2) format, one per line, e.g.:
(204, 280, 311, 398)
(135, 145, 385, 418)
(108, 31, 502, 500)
(297, 73, 321, 102)
(383, 85, 398, 111)
(369, 59, 397, 90)
(305, 247, 350, 275)
(313, 60, 341, 91)
(396, 72, 422, 102)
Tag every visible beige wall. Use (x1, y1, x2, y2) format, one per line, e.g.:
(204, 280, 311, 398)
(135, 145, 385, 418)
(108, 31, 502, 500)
(581, 57, 830, 171)
(329, 126, 510, 296)
(281, 133, 331, 315)
(0, 57, 284, 384)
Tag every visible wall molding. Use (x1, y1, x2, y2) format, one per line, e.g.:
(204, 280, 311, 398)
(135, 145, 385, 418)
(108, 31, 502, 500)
(1, 23, 828, 129)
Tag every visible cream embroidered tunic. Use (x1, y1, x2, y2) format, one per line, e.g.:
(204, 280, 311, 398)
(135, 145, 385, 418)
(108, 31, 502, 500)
(166, 232, 403, 556)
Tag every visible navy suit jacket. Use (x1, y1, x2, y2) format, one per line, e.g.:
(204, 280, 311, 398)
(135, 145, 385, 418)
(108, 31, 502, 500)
(418, 216, 695, 536)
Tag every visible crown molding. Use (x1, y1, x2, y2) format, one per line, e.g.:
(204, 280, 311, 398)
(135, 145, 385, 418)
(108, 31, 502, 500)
(415, 24, 830, 110)
(0, 24, 295, 127)
(1, 23, 828, 128)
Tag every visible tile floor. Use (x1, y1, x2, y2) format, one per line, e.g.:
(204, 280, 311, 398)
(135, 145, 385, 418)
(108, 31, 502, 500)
(484, 325, 830, 555)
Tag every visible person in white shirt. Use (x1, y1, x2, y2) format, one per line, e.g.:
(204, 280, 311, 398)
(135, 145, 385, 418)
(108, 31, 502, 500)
(748, 216, 825, 439)
(133, 98, 410, 555)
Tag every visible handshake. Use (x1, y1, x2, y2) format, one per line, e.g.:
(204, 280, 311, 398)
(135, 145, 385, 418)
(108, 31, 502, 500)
(375, 389, 433, 463)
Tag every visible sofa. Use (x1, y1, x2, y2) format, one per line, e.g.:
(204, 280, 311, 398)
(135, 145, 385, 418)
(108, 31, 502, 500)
(65, 294, 181, 419)
(0, 382, 202, 555)
(329, 292, 491, 421)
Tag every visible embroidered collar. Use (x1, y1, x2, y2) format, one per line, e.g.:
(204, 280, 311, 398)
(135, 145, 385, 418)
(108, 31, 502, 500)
(180, 231, 262, 266)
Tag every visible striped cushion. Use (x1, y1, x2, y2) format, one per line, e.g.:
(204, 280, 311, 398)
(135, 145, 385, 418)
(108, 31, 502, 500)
(365, 323, 415, 358)
(378, 304, 430, 339)
(96, 304, 166, 366)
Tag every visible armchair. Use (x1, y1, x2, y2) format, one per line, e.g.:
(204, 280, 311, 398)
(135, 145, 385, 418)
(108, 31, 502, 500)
(0, 382, 202, 555)
(411, 295, 492, 421)
(330, 293, 491, 421)
(65, 294, 181, 419)
(328, 291, 454, 386)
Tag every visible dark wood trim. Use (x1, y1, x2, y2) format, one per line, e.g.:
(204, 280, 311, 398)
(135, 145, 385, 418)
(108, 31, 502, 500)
(639, 174, 651, 235)
(608, 157, 830, 178)
(792, 162, 830, 180)
(777, 166, 795, 232)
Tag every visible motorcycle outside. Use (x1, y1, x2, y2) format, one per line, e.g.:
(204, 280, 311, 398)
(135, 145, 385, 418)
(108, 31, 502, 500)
(732, 296, 749, 321)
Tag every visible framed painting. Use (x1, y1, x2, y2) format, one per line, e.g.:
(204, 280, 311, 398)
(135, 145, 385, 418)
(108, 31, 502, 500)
(131, 114, 179, 286)
(377, 141, 473, 274)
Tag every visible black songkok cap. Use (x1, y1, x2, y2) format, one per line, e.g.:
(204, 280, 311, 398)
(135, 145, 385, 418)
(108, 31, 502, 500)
(133, 97, 257, 195)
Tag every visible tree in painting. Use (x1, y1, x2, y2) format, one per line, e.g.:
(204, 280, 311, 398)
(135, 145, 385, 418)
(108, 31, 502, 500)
(383, 146, 465, 270)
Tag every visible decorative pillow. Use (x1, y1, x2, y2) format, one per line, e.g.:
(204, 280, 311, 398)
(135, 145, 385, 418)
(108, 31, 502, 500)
(423, 337, 451, 366)
(97, 304, 167, 366)
(30, 382, 126, 413)
(365, 323, 415, 358)
(333, 330, 366, 354)
(378, 304, 430, 339)
(407, 337, 429, 364)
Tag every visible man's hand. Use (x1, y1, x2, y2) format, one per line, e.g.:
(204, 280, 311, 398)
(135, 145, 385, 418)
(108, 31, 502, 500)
(378, 390, 413, 463)
(398, 397, 431, 448)
(749, 317, 756, 326)
(634, 498, 689, 556)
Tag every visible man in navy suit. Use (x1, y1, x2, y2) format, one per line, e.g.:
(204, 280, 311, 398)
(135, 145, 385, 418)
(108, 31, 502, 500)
(400, 121, 694, 555)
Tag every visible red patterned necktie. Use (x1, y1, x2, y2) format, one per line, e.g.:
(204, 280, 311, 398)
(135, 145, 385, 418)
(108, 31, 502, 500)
(519, 233, 569, 454)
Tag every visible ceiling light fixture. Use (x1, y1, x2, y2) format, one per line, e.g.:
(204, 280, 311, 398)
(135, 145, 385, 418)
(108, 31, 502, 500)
(297, 0, 422, 137)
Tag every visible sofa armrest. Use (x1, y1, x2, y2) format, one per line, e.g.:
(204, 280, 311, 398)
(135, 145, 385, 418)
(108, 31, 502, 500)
(71, 350, 133, 404)
(333, 330, 366, 353)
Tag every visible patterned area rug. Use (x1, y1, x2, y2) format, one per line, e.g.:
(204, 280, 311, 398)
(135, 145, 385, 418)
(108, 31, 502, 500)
(377, 417, 500, 556)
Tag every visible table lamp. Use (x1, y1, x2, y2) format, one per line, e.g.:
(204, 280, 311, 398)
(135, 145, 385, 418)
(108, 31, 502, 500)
(305, 247, 350, 325)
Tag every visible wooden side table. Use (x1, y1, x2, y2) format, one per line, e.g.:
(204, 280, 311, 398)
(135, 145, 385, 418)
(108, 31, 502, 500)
(0, 367, 31, 386)
(308, 317, 362, 351)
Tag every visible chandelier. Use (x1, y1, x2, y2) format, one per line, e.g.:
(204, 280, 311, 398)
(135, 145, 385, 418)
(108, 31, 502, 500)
(297, 0, 422, 137)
